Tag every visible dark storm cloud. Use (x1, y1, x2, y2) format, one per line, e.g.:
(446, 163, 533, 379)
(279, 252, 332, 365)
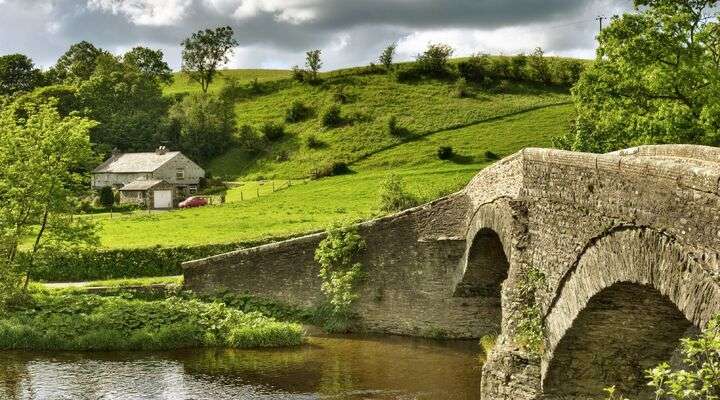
(0, 0, 634, 70)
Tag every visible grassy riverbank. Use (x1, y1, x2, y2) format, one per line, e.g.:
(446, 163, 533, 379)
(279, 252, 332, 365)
(0, 290, 304, 351)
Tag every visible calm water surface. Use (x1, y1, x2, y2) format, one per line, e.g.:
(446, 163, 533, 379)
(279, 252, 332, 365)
(0, 334, 482, 400)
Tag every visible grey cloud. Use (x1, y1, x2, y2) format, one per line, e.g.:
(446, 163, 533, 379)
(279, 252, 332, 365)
(0, 0, 635, 70)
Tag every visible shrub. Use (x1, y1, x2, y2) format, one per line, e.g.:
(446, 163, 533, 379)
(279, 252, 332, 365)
(285, 100, 312, 123)
(378, 174, 419, 213)
(311, 161, 350, 179)
(454, 77, 470, 98)
(458, 54, 489, 83)
(0, 292, 304, 351)
(555, 59, 584, 86)
(395, 65, 423, 82)
(291, 65, 306, 82)
(509, 53, 528, 81)
(528, 47, 552, 84)
(98, 186, 114, 209)
(305, 134, 324, 149)
(387, 115, 402, 136)
(237, 124, 267, 153)
(321, 104, 343, 127)
(28, 242, 255, 282)
(261, 121, 285, 141)
(416, 43, 454, 77)
(484, 150, 499, 160)
(437, 146, 454, 160)
(489, 56, 511, 80)
(332, 86, 348, 104)
(315, 223, 365, 323)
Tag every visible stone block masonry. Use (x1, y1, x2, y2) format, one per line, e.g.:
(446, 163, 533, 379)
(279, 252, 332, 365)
(183, 144, 720, 399)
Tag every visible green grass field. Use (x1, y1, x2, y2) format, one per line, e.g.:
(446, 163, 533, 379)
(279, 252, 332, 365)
(96, 103, 573, 248)
(164, 69, 291, 95)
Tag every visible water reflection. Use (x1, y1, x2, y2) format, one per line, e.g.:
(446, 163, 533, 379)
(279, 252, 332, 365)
(0, 334, 482, 400)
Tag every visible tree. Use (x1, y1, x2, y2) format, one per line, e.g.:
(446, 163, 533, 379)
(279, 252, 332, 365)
(0, 99, 98, 297)
(557, 0, 720, 152)
(416, 44, 454, 77)
(99, 186, 115, 209)
(379, 43, 397, 72)
(0, 54, 42, 96)
(305, 50, 322, 81)
(123, 47, 174, 85)
(53, 41, 109, 82)
(181, 26, 238, 93)
(527, 47, 551, 84)
(77, 54, 169, 153)
(166, 93, 235, 161)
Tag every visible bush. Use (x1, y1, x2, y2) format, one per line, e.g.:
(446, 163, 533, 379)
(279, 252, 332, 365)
(321, 104, 343, 128)
(528, 47, 552, 84)
(332, 86, 348, 104)
(454, 77, 470, 98)
(437, 146, 454, 160)
(395, 65, 423, 82)
(0, 292, 304, 351)
(378, 174, 419, 213)
(311, 161, 350, 179)
(237, 124, 267, 153)
(387, 115, 402, 136)
(28, 242, 256, 282)
(305, 134, 324, 149)
(416, 44, 454, 77)
(285, 100, 312, 123)
(98, 186, 114, 209)
(509, 53, 528, 81)
(291, 65, 306, 82)
(484, 150, 499, 160)
(261, 121, 285, 141)
(458, 54, 489, 84)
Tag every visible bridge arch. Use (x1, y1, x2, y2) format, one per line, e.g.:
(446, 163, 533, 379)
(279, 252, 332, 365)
(452, 200, 514, 334)
(542, 228, 720, 398)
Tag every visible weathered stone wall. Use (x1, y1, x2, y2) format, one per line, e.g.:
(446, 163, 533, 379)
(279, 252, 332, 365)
(183, 144, 720, 399)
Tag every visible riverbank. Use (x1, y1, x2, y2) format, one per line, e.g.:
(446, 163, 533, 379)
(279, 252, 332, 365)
(0, 290, 304, 351)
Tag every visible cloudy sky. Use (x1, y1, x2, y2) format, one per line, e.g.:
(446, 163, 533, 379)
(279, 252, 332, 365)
(0, 0, 633, 71)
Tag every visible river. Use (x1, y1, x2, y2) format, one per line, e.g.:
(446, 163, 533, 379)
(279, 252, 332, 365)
(0, 334, 483, 400)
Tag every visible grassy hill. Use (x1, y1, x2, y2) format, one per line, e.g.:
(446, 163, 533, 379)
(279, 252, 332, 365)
(92, 61, 577, 249)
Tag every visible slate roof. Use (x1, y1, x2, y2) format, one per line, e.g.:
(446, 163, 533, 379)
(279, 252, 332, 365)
(93, 151, 181, 173)
(119, 179, 168, 191)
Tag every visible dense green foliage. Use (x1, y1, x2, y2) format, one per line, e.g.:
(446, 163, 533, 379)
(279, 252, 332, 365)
(29, 242, 252, 282)
(122, 46, 174, 85)
(0, 291, 303, 351)
(605, 314, 720, 400)
(0, 100, 98, 299)
(457, 52, 585, 88)
(0, 54, 42, 96)
(166, 93, 236, 161)
(558, 0, 720, 152)
(181, 26, 239, 93)
(305, 50, 323, 81)
(378, 174, 419, 213)
(51, 41, 109, 83)
(315, 224, 366, 319)
(379, 44, 397, 71)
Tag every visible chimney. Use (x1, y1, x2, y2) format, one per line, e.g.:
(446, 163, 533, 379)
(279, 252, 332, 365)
(156, 146, 168, 155)
(111, 148, 121, 160)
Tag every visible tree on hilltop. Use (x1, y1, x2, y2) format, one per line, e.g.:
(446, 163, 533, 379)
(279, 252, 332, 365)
(181, 26, 239, 93)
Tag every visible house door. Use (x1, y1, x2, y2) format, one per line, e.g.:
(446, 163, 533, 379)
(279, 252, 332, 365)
(153, 190, 173, 209)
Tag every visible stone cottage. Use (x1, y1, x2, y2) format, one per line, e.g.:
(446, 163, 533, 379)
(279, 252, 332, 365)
(91, 147, 205, 209)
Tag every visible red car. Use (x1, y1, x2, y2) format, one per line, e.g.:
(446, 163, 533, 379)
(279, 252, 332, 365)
(179, 196, 208, 208)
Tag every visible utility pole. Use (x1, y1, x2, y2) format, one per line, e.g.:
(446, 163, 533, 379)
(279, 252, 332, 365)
(596, 16, 606, 33)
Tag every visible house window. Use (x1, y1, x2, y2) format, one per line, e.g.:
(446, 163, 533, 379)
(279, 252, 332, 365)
(176, 168, 185, 180)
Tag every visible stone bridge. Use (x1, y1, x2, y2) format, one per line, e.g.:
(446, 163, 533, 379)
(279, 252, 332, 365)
(183, 144, 720, 399)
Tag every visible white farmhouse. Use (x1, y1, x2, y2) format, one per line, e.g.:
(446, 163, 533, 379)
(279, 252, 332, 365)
(91, 146, 205, 209)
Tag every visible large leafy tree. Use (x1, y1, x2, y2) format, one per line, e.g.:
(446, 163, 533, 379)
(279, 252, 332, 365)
(53, 41, 109, 83)
(123, 46, 174, 85)
(0, 54, 42, 96)
(77, 54, 169, 153)
(165, 93, 235, 162)
(0, 100, 98, 299)
(558, 0, 720, 152)
(181, 26, 238, 93)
